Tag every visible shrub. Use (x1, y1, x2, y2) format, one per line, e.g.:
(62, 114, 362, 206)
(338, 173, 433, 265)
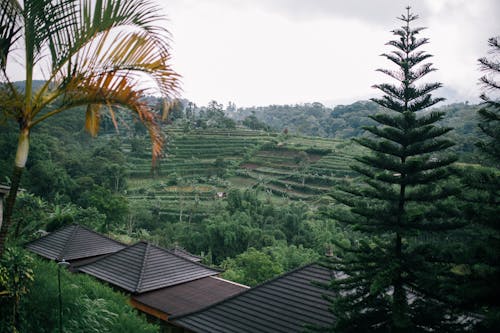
(20, 259, 158, 333)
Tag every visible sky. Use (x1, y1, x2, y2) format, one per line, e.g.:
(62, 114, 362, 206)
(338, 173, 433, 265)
(157, 0, 499, 108)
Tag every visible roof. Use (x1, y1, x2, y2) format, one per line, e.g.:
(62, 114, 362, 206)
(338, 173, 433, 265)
(170, 246, 202, 262)
(172, 264, 336, 333)
(78, 241, 221, 293)
(25, 224, 126, 261)
(132, 276, 248, 318)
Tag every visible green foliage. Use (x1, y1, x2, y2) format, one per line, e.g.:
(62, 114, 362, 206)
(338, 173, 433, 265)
(477, 36, 500, 166)
(0, 110, 130, 237)
(170, 189, 328, 264)
(0, 248, 34, 299)
(263, 242, 320, 272)
(0, 248, 34, 333)
(77, 185, 129, 231)
(66, 296, 119, 333)
(327, 8, 466, 332)
(222, 243, 320, 286)
(222, 248, 283, 286)
(19, 259, 158, 333)
(449, 37, 500, 331)
(8, 191, 106, 244)
(242, 114, 270, 131)
(0, 0, 178, 256)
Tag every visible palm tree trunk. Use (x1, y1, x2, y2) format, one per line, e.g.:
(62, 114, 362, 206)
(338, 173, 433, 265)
(0, 129, 29, 257)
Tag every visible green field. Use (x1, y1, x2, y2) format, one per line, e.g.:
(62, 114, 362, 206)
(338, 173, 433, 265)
(124, 127, 362, 223)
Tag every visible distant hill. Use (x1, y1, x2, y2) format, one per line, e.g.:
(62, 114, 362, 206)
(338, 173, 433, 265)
(13, 80, 46, 92)
(233, 101, 482, 161)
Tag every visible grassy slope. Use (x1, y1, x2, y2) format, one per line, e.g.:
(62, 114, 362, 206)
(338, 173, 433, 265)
(124, 126, 364, 223)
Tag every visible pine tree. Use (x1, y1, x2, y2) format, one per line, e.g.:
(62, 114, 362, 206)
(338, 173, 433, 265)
(457, 36, 500, 331)
(477, 36, 500, 166)
(325, 7, 466, 332)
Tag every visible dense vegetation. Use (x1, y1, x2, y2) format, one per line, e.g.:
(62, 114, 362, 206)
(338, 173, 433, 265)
(1, 253, 158, 333)
(234, 102, 481, 160)
(326, 9, 464, 331)
(0, 2, 498, 332)
(1, 88, 497, 326)
(1, 77, 497, 327)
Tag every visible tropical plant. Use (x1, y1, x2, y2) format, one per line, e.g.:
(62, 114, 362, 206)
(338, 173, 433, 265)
(0, 247, 34, 332)
(326, 7, 465, 332)
(221, 247, 283, 287)
(19, 258, 158, 333)
(0, 0, 179, 255)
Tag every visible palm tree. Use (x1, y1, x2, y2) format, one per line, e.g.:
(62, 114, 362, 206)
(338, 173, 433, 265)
(0, 0, 179, 255)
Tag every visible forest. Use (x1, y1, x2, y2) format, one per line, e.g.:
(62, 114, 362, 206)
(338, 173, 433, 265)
(0, 1, 499, 333)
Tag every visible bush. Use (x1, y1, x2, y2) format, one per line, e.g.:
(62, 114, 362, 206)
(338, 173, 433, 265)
(19, 259, 158, 333)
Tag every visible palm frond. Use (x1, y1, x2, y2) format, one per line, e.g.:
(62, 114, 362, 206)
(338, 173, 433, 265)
(0, 0, 21, 70)
(36, 71, 164, 161)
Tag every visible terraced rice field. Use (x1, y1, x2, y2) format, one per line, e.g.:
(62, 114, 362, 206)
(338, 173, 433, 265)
(124, 127, 362, 223)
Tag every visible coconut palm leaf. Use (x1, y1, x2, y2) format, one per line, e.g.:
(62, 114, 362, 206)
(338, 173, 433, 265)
(0, 0, 180, 258)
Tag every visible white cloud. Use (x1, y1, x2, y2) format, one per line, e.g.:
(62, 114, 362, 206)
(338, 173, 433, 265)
(8, 1, 496, 107)
(160, 0, 500, 107)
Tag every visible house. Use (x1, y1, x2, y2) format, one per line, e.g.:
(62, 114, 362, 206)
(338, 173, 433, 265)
(26, 225, 336, 332)
(77, 241, 221, 294)
(76, 241, 248, 326)
(26, 225, 249, 330)
(172, 264, 335, 333)
(25, 224, 126, 269)
(131, 276, 248, 321)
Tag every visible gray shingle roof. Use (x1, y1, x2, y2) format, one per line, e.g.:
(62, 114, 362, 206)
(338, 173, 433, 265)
(25, 224, 126, 261)
(172, 264, 335, 333)
(78, 241, 220, 293)
(132, 276, 248, 318)
(170, 246, 202, 262)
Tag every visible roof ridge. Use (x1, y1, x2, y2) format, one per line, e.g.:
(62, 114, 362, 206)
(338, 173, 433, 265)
(58, 224, 79, 261)
(73, 224, 126, 246)
(136, 242, 151, 293)
(76, 241, 140, 270)
(149, 243, 222, 273)
(171, 246, 203, 259)
(24, 223, 125, 251)
(170, 262, 322, 321)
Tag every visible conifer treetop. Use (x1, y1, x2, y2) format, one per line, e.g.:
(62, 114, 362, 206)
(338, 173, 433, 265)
(372, 6, 444, 114)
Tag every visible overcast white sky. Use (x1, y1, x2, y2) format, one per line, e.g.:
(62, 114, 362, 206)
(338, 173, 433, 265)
(157, 0, 499, 107)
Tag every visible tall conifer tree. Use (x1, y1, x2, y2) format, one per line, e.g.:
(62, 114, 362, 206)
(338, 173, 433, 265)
(326, 7, 465, 332)
(477, 36, 500, 166)
(457, 36, 500, 331)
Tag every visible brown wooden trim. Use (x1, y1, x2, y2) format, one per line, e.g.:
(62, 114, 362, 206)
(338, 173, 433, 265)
(130, 298, 169, 321)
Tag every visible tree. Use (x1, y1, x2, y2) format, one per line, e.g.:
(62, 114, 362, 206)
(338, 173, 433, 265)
(221, 247, 283, 287)
(0, 0, 179, 254)
(477, 36, 500, 166)
(327, 7, 464, 332)
(456, 36, 500, 331)
(0, 248, 34, 332)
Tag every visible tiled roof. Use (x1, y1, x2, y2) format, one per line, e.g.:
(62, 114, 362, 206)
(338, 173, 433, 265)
(170, 246, 202, 262)
(25, 224, 126, 261)
(78, 241, 221, 293)
(172, 264, 336, 333)
(132, 276, 248, 318)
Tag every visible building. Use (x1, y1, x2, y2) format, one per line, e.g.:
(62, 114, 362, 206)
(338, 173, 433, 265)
(26, 225, 249, 330)
(25, 224, 126, 269)
(172, 264, 335, 333)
